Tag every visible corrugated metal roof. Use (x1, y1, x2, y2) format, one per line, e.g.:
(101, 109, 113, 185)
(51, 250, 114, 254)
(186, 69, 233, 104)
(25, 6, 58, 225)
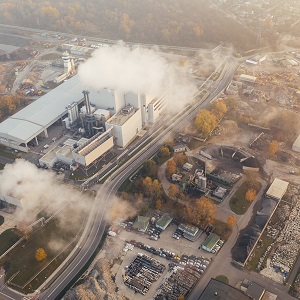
(0, 75, 87, 143)
(266, 178, 289, 200)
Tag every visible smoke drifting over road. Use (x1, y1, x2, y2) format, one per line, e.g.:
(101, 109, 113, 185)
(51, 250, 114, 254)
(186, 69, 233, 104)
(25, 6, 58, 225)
(78, 42, 197, 111)
(0, 159, 89, 223)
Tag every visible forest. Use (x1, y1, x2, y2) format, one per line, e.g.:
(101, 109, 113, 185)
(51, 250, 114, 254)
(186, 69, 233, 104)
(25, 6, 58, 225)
(0, 0, 260, 51)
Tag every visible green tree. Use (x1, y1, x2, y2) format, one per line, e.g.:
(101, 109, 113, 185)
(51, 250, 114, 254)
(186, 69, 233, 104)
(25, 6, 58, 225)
(159, 146, 171, 157)
(142, 160, 158, 178)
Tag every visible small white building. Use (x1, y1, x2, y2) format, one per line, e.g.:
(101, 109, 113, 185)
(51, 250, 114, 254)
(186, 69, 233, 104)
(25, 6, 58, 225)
(266, 178, 289, 201)
(292, 134, 300, 153)
(182, 162, 193, 172)
(173, 144, 186, 153)
(239, 74, 257, 83)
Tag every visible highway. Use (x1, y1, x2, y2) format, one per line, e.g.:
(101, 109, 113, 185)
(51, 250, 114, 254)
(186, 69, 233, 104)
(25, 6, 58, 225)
(0, 56, 237, 300)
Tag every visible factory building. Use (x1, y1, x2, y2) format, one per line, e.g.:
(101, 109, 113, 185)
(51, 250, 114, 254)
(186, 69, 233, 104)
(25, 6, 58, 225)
(266, 178, 289, 201)
(105, 105, 142, 148)
(239, 74, 257, 83)
(72, 129, 114, 166)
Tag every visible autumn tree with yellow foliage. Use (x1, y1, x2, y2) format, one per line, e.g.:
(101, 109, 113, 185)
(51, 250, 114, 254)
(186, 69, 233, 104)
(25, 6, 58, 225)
(35, 248, 47, 262)
(195, 109, 217, 136)
(184, 196, 216, 227)
(268, 140, 279, 156)
(245, 188, 256, 202)
(166, 159, 177, 177)
(227, 215, 236, 229)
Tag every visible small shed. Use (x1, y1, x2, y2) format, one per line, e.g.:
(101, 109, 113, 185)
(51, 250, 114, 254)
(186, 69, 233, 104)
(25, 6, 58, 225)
(173, 144, 186, 153)
(182, 163, 193, 172)
(156, 214, 173, 230)
(133, 216, 150, 232)
(178, 223, 199, 237)
(266, 178, 289, 201)
(202, 233, 220, 252)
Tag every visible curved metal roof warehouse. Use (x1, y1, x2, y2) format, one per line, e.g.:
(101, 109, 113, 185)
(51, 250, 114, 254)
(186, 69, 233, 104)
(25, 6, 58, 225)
(0, 75, 87, 151)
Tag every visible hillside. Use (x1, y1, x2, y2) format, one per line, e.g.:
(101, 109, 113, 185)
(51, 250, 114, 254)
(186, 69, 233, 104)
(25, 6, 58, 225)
(0, 0, 259, 51)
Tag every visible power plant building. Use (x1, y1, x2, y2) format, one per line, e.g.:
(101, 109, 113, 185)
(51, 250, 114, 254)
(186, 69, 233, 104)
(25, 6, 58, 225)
(105, 105, 142, 148)
(73, 129, 114, 166)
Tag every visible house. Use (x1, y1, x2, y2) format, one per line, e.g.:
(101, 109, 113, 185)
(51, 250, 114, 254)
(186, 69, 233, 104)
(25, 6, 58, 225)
(173, 144, 186, 153)
(156, 214, 173, 230)
(132, 216, 150, 232)
(202, 233, 220, 252)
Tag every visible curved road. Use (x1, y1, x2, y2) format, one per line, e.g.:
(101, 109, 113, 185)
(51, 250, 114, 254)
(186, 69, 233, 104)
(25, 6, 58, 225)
(0, 57, 237, 300)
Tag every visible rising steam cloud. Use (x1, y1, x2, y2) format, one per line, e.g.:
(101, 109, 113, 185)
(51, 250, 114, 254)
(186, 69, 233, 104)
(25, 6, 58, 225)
(0, 159, 88, 223)
(78, 42, 197, 111)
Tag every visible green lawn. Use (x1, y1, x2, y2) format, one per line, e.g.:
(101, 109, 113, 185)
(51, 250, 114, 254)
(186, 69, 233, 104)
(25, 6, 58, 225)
(229, 180, 262, 215)
(246, 231, 274, 271)
(215, 275, 229, 284)
(0, 203, 89, 293)
(0, 228, 22, 256)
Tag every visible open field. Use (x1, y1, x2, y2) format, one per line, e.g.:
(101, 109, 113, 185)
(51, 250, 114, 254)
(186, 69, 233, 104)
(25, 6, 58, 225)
(230, 180, 262, 215)
(0, 228, 22, 256)
(0, 203, 89, 294)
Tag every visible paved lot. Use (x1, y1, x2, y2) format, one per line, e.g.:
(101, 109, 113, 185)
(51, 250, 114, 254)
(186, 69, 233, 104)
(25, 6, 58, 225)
(0, 211, 17, 234)
(114, 225, 214, 299)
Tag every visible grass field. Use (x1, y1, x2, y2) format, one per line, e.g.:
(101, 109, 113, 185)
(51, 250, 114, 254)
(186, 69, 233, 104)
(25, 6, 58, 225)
(0, 228, 22, 256)
(0, 203, 90, 293)
(229, 180, 262, 215)
(246, 231, 274, 271)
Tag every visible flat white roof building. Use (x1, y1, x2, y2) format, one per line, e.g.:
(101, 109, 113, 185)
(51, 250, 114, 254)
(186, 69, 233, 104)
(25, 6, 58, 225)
(239, 74, 257, 83)
(266, 178, 289, 201)
(292, 134, 300, 153)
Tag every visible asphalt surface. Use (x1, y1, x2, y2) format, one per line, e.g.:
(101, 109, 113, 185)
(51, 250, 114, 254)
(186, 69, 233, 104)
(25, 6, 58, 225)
(0, 56, 237, 300)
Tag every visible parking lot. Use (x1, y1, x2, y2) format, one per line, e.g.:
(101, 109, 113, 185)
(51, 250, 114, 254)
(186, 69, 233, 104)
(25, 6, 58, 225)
(115, 223, 214, 299)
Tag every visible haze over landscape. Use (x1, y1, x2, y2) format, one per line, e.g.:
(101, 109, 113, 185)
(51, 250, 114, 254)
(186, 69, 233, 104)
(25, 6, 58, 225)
(0, 1, 300, 300)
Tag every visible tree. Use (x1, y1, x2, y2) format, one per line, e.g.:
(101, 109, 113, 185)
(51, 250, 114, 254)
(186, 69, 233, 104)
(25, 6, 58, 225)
(227, 97, 237, 111)
(245, 188, 256, 202)
(35, 248, 47, 262)
(159, 146, 171, 157)
(168, 183, 180, 199)
(194, 109, 217, 136)
(227, 215, 236, 229)
(166, 159, 177, 177)
(142, 160, 158, 178)
(142, 177, 162, 199)
(178, 296, 185, 300)
(156, 199, 162, 210)
(143, 176, 153, 198)
(193, 23, 204, 37)
(184, 197, 216, 227)
(174, 153, 186, 167)
(212, 99, 227, 119)
(268, 140, 279, 156)
(120, 13, 135, 34)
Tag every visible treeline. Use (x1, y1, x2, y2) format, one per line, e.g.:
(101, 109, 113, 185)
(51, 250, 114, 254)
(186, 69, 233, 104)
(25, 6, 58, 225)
(0, 0, 260, 51)
(0, 94, 22, 120)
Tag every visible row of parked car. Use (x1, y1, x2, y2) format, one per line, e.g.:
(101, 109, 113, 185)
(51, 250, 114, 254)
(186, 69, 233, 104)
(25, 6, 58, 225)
(155, 267, 201, 300)
(128, 240, 210, 274)
(124, 253, 165, 295)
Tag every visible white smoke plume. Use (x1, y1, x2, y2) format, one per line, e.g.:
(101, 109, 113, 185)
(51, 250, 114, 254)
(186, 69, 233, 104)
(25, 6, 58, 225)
(0, 159, 89, 224)
(78, 42, 197, 111)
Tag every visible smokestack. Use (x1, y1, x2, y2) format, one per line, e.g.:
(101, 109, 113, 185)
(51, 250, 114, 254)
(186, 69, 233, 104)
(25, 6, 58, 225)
(82, 90, 91, 115)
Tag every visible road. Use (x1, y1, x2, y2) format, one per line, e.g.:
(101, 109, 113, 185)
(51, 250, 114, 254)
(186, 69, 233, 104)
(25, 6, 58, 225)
(0, 57, 237, 300)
